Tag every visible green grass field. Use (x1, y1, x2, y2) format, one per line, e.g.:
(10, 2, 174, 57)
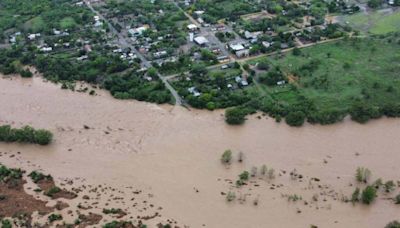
(344, 9, 400, 34)
(250, 36, 400, 113)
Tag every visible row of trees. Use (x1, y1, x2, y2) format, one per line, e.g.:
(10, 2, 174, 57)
(0, 125, 53, 145)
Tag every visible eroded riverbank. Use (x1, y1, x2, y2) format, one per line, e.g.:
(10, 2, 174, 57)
(1, 75, 400, 227)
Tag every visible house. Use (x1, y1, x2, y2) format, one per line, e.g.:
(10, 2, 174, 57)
(244, 31, 262, 40)
(128, 25, 149, 37)
(28, 33, 41, 40)
(187, 24, 199, 31)
(153, 50, 168, 59)
(235, 49, 250, 58)
(188, 87, 201, 97)
(229, 43, 249, 57)
(262, 41, 271, 48)
(194, 36, 209, 46)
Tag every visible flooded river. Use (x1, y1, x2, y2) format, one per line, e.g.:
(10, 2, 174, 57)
(1, 75, 400, 227)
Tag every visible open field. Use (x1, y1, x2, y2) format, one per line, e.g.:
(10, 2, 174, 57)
(342, 8, 400, 34)
(248, 36, 400, 116)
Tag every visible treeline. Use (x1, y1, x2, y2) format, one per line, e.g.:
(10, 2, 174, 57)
(225, 91, 400, 126)
(0, 125, 53, 145)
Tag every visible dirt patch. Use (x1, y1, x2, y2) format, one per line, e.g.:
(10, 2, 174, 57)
(0, 179, 52, 219)
(77, 212, 103, 227)
(37, 178, 77, 200)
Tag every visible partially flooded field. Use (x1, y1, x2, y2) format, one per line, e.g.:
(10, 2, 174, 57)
(1, 75, 400, 227)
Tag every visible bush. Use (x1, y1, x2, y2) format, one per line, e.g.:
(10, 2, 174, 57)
(45, 186, 61, 197)
(351, 187, 360, 203)
(221, 150, 233, 164)
(1, 219, 12, 228)
(361, 186, 377, 204)
(239, 171, 250, 181)
(0, 125, 53, 145)
(355, 167, 371, 183)
(20, 69, 33, 78)
(385, 221, 400, 228)
(28, 171, 52, 183)
(48, 214, 63, 222)
(350, 102, 382, 123)
(394, 194, 400, 204)
(285, 111, 306, 126)
(225, 107, 247, 125)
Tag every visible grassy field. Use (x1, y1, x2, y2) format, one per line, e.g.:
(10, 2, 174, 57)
(343, 9, 400, 34)
(249, 36, 400, 113)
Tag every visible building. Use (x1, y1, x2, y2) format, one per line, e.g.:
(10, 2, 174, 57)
(235, 49, 249, 58)
(128, 25, 149, 37)
(187, 24, 199, 31)
(194, 36, 209, 46)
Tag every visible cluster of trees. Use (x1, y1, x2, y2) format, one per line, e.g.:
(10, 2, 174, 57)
(104, 72, 172, 104)
(189, 0, 258, 23)
(0, 125, 53, 145)
(0, 0, 92, 34)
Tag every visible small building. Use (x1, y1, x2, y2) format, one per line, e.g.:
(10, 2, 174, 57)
(187, 24, 199, 31)
(194, 36, 209, 46)
(128, 25, 149, 37)
(235, 49, 250, 58)
(229, 43, 245, 52)
(262, 41, 271, 48)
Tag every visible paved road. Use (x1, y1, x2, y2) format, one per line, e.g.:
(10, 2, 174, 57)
(84, 0, 183, 105)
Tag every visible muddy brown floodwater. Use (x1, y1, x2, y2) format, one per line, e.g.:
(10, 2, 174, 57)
(1, 75, 400, 227)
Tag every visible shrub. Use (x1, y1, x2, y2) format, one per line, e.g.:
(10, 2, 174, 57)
(20, 69, 33, 78)
(385, 221, 400, 228)
(355, 167, 371, 183)
(285, 111, 306, 126)
(221, 150, 232, 164)
(351, 187, 360, 203)
(48, 214, 63, 222)
(1, 219, 12, 228)
(361, 186, 377, 204)
(394, 194, 400, 204)
(28, 171, 52, 183)
(239, 171, 249, 181)
(384, 181, 395, 193)
(292, 47, 302, 56)
(260, 165, 268, 175)
(45, 186, 61, 197)
(225, 107, 247, 125)
(226, 191, 236, 202)
(0, 125, 53, 145)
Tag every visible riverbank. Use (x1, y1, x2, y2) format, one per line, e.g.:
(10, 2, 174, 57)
(1, 75, 400, 227)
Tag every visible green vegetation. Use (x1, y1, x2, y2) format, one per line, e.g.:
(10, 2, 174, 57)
(344, 11, 400, 35)
(355, 167, 372, 183)
(221, 150, 233, 164)
(45, 186, 61, 197)
(103, 221, 145, 228)
(361, 186, 377, 204)
(240, 35, 400, 126)
(0, 125, 53, 145)
(225, 107, 248, 125)
(386, 221, 400, 228)
(48, 214, 63, 223)
(226, 191, 236, 202)
(1, 219, 12, 228)
(351, 187, 361, 203)
(28, 171, 52, 183)
(0, 164, 23, 183)
(102, 208, 124, 215)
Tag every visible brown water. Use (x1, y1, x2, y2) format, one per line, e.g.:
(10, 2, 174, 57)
(1, 75, 400, 227)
